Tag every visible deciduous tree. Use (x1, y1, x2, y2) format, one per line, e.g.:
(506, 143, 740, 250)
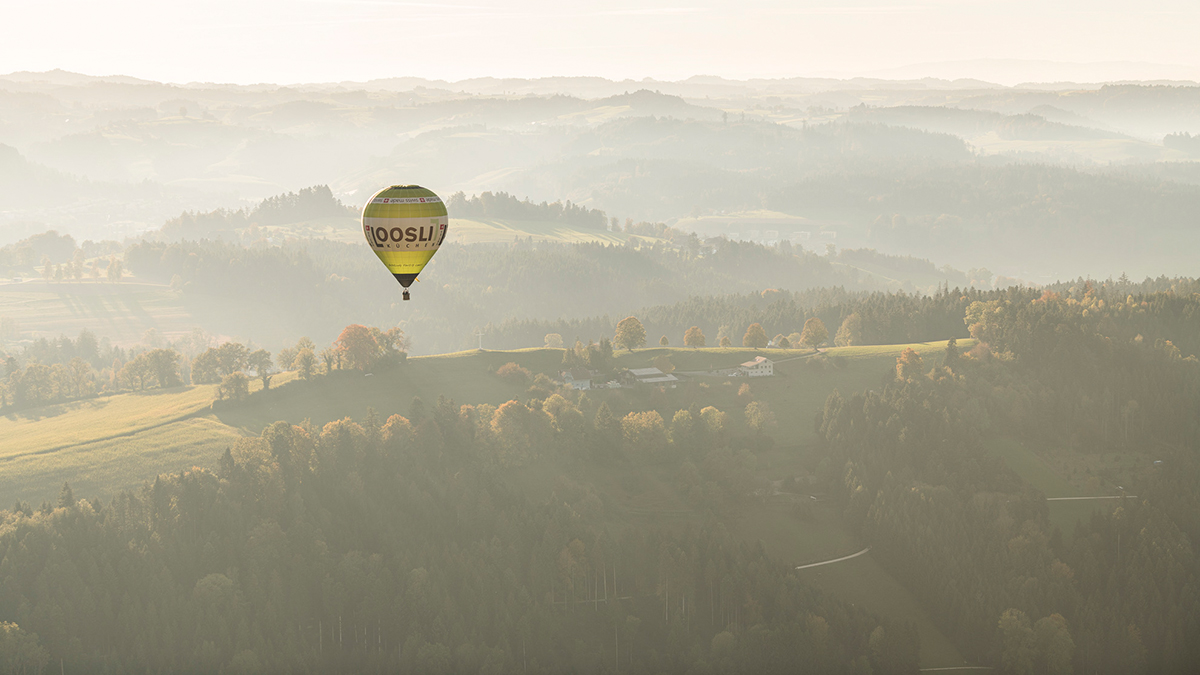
(799, 317, 829, 349)
(834, 313, 862, 347)
(614, 316, 646, 351)
(742, 323, 768, 349)
(335, 324, 379, 371)
(683, 326, 705, 348)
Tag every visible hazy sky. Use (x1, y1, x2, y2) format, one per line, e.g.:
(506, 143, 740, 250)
(3, 0, 1199, 84)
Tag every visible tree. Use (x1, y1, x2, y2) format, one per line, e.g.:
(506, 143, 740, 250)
(896, 347, 923, 380)
(683, 326, 705, 348)
(191, 349, 222, 384)
(943, 337, 959, 366)
(496, 362, 532, 384)
(247, 349, 275, 391)
(614, 316, 646, 351)
(67, 357, 94, 398)
(622, 410, 668, 456)
(144, 348, 181, 388)
(544, 333, 564, 349)
(214, 342, 249, 376)
(799, 317, 829, 350)
(719, 336, 732, 348)
(834, 313, 863, 347)
(1033, 614, 1074, 675)
(118, 354, 153, 390)
(745, 401, 776, 434)
(0, 622, 49, 675)
(659, 335, 669, 346)
(743, 323, 768, 349)
(217, 372, 249, 401)
(335, 324, 379, 371)
(106, 255, 123, 282)
(998, 609, 1035, 675)
(293, 347, 316, 380)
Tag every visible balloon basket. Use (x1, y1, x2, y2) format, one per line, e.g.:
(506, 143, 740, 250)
(402, 289, 411, 301)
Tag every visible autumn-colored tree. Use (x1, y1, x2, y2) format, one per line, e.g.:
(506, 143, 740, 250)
(659, 335, 669, 346)
(743, 323, 768, 349)
(622, 410, 668, 456)
(896, 347, 924, 380)
(335, 324, 379, 371)
(496, 362, 532, 384)
(834, 313, 863, 347)
(544, 333, 564, 349)
(719, 336, 732, 348)
(614, 316, 647, 351)
(683, 326, 705, 347)
(745, 401, 776, 434)
(799, 317, 829, 350)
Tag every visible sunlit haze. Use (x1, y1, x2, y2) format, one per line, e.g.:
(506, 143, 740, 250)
(3, 0, 1200, 84)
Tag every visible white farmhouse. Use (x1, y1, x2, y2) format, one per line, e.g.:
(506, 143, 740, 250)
(738, 356, 773, 377)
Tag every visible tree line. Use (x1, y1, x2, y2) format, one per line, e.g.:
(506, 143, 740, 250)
(817, 284, 1200, 673)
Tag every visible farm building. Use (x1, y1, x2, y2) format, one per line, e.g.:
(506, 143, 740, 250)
(738, 356, 773, 377)
(624, 367, 680, 387)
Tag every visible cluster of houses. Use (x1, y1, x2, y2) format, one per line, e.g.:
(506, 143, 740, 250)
(560, 356, 774, 390)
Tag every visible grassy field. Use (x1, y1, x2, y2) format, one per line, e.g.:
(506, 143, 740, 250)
(0, 375, 294, 505)
(0, 279, 195, 347)
(0, 384, 219, 456)
(448, 218, 626, 245)
(986, 438, 1080, 497)
(0, 416, 244, 506)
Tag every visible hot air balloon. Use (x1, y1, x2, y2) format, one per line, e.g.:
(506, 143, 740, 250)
(361, 185, 448, 300)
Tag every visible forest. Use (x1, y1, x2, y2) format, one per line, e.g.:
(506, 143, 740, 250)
(2, 279, 1198, 673)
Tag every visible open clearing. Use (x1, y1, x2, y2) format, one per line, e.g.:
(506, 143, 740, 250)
(985, 437, 1137, 535)
(798, 549, 970, 669)
(448, 218, 626, 245)
(0, 279, 195, 347)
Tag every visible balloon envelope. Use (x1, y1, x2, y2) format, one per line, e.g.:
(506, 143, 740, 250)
(361, 185, 448, 297)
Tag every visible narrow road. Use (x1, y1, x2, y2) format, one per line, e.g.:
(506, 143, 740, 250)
(1046, 495, 1135, 501)
(794, 546, 871, 570)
